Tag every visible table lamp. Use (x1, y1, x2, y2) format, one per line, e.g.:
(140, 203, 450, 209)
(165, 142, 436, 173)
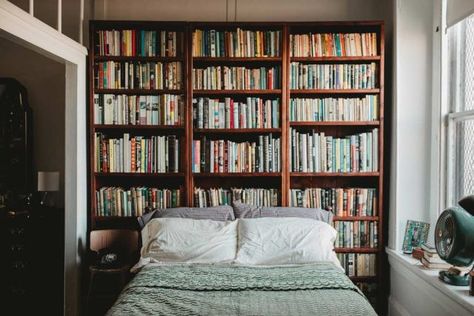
(37, 171, 59, 207)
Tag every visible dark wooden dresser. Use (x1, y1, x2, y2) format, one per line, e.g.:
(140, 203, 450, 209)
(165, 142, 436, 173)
(0, 205, 64, 315)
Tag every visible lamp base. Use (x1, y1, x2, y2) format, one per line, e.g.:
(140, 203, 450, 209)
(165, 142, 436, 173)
(439, 270, 470, 286)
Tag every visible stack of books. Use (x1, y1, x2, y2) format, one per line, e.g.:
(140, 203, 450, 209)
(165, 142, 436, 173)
(94, 94, 183, 126)
(193, 97, 280, 129)
(193, 28, 281, 57)
(192, 135, 281, 173)
(337, 253, 376, 277)
(96, 30, 179, 57)
(290, 32, 378, 57)
(420, 244, 450, 269)
(289, 96, 378, 122)
(194, 187, 279, 207)
(192, 66, 280, 90)
(290, 129, 379, 173)
(94, 133, 180, 173)
(334, 221, 378, 248)
(96, 187, 181, 217)
(95, 61, 182, 90)
(289, 187, 377, 216)
(290, 62, 377, 90)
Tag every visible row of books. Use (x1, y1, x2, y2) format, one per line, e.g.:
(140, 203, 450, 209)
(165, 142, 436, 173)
(290, 33, 378, 57)
(290, 62, 377, 90)
(192, 66, 280, 90)
(192, 97, 280, 129)
(334, 221, 378, 248)
(337, 253, 376, 277)
(95, 187, 181, 217)
(192, 135, 281, 173)
(290, 129, 378, 173)
(94, 133, 180, 173)
(93, 94, 183, 126)
(289, 96, 378, 122)
(95, 61, 182, 90)
(193, 187, 279, 207)
(192, 29, 281, 57)
(289, 188, 377, 217)
(96, 30, 179, 57)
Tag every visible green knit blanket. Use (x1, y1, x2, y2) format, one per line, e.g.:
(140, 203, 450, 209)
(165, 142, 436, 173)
(107, 263, 377, 316)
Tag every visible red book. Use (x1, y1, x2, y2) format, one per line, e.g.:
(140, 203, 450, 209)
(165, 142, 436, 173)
(101, 139, 108, 172)
(131, 138, 136, 172)
(230, 99, 234, 128)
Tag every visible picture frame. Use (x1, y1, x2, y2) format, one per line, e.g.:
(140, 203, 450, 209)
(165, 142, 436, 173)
(402, 220, 430, 254)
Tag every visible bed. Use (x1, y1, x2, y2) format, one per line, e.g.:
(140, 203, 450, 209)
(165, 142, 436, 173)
(106, 206, 378, 316)
(107, 263, 376, 316)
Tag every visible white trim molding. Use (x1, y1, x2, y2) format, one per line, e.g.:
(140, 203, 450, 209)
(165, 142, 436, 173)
(0, 1, 88, 315)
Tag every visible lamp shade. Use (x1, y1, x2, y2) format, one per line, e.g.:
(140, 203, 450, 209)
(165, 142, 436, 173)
(37, 171, 60, 192)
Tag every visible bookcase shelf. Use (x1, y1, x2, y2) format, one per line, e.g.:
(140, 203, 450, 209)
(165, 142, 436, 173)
(94, 89, 184, 95)
(193, 57, 282, 62)
(290, 56, 381, 62)
(290, 89, 380, 95)
(193, 172, 281, 178)
(193, 89, 282, 95)
(94, 125, 185, 131)
(94, 56, 184, 62)
(289, 121, 380, 127)
(89, 21, 385, 311)
(94, 172, 186, 178)
(290, 172, 380, 177)
(193, 128, 281, 134)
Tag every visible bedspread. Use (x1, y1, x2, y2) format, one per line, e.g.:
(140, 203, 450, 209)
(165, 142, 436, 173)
(107, 262, 377, 316)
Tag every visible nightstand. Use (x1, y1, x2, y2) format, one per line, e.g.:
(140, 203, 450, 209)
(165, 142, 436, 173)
(86, 229, 139, 315)
(87, 264, 132, 316)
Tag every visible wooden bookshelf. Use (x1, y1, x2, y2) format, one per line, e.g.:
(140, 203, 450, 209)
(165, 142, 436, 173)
(89, 20, 385, 311)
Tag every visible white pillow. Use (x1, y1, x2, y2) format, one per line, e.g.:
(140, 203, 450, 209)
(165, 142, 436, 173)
(235, 217, 342, 268)
(140, 218, 237, 263)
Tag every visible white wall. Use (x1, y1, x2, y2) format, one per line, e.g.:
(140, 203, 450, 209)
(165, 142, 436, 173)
(389, 0, 435, 251)
(0, 38, 66, 207)
(94, 0, 391, 22)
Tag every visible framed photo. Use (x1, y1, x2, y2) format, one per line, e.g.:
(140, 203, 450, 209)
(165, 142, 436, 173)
(402, 220, 430, 254)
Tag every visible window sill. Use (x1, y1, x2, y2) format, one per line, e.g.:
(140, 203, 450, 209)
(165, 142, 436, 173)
(386, 247, 474, 315)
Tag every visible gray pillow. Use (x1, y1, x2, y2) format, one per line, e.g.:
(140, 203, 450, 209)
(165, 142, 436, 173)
(137, 205, 235, 229)
(232, 201, 333, 224)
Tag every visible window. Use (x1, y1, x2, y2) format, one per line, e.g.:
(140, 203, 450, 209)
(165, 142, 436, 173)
(446, 13, 474, 205)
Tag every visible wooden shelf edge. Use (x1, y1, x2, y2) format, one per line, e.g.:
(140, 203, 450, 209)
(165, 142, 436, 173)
(94, 172, 185, 177)
(193, 128, 281, 134)
(193, 172, 281, 177)
(290, 172, 379, 177)
(290, 89, 380, 94)
(193, 89, 282, 95)
(94, 56, 184, 61)
(290, 56, 380, 62)
(94, 89, 184, 94)
(290, 121, 380, 126)
(94, 124, 185, 130)
(193, 57, 282, 62)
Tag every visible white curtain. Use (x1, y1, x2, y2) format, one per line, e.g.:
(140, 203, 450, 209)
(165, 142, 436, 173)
(447, 0, 474, 27)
